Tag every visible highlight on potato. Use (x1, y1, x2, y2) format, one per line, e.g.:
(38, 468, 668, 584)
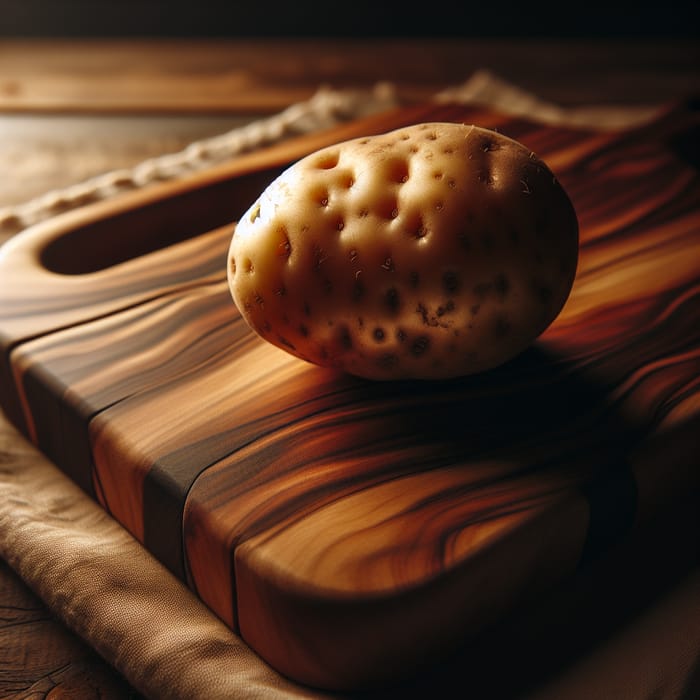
(227, 122, 579, 380)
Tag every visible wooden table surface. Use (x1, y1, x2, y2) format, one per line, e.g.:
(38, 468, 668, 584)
(0, 37, 698, 699)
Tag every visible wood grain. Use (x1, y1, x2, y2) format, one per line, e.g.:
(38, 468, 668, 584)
(0, 100, 698, 690)
(2, 38, 699, 113)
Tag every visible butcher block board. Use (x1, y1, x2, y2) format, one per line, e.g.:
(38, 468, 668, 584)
(1, 100, 699, 691)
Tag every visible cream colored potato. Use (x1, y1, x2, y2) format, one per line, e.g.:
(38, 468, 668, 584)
(228, 122, 578, 380)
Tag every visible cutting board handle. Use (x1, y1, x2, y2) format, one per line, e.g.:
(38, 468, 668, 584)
(0, 148, 291, 437)
(1, 165, 284, 279)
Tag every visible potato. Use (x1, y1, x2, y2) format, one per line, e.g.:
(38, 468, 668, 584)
(227, 122, 578, 380)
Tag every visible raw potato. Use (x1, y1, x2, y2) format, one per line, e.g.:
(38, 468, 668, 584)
(227, 122, 578, 380)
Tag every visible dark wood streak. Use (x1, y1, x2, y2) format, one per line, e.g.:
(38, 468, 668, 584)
(1, 101, 699, 691)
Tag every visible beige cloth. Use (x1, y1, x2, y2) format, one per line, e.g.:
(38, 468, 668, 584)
(2, 412, 698, 699)
(1, 74, 697, 700)
(0, 414, 328, 700)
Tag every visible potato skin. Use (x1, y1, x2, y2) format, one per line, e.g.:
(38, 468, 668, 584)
(227, 122, 578, 380)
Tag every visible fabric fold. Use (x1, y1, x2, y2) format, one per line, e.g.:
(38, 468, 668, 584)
(0, 414, 327, 700)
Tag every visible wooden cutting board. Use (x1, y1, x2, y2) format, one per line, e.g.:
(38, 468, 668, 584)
(1, 100, 698, 691)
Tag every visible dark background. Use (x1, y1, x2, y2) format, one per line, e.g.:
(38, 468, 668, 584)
(1, 0, 698, 37)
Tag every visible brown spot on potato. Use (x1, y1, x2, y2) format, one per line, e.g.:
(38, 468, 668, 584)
(411, 336, 430, 357)
(481, 137, 499, 152)
(315, 152, 339, 169)
(377, 353, 399, 369)
(437, 300, 455, 317)
(277, 235, 291, 258)
(376, 196, 399, 220)
(277, 335, 296, 350)
(477, 170, 494, 186)
(389, 160, 410, 183)
(442, 271, 460, 293)
(414, 221, 427, 239)
(338, 325, 353, 349)
(352, 280, 365, 301)
(416, 302, 435, 327)
(339, 172, 355, 188)
(373, 327, 385, 342)
(384, 287, 401, 314)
